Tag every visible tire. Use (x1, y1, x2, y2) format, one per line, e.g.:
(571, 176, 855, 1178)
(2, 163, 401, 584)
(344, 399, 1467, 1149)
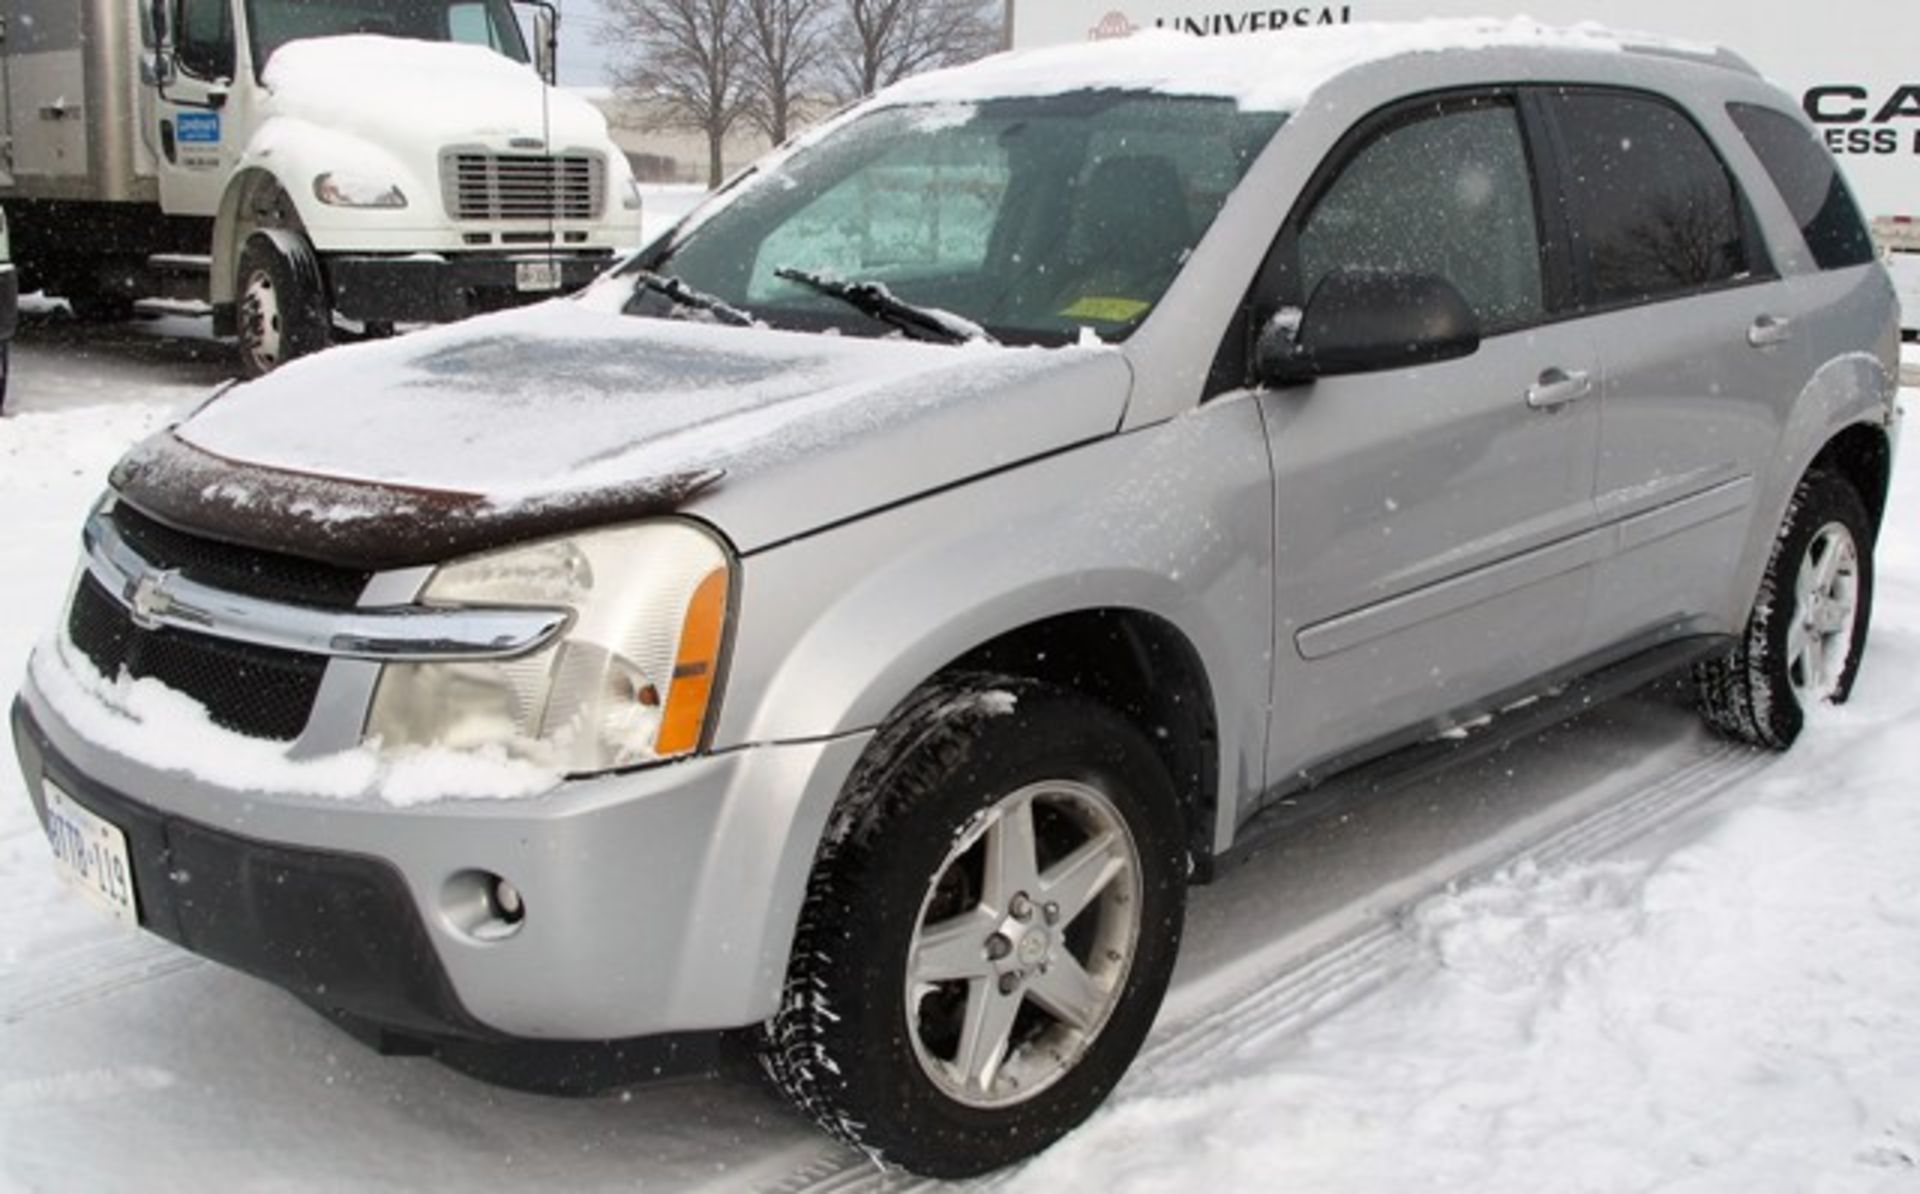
(236, 229, 330, 377)
(0, 342, 10, 415)
(1696, 470, 1875, 749)
(761, 675, 1188, 1178)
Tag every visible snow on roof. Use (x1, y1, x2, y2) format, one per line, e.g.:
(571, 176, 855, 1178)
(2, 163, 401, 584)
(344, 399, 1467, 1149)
(879, 18, 1714, 113)
(261, 32, 536, 89)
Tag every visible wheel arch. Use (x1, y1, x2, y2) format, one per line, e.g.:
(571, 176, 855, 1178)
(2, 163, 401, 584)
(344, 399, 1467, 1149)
(211, 167, 310, 313)
(1808, 420, 1893, 539)
(935, 608, 1222, 880)
(1729, 350, 1896, 628)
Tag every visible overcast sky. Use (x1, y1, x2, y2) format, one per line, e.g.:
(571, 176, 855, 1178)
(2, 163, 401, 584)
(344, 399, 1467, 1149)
(553, 0, 619, 89)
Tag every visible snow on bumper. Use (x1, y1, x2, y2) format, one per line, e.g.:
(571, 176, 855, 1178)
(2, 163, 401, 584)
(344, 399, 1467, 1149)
(12, 671, 871, 1042)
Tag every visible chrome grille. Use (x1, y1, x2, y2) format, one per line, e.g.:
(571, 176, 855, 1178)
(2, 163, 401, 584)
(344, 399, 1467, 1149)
(441, 150, 604, 221)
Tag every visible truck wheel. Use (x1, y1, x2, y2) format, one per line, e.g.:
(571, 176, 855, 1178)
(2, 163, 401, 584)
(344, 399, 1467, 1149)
(1696, 471, 1875, 749)
(761, 675, 1187, 1178)
(237, 229, 330, 377)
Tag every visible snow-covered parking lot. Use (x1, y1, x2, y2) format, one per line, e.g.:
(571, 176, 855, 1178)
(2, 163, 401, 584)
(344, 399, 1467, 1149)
(2, 318, 1917, 1192)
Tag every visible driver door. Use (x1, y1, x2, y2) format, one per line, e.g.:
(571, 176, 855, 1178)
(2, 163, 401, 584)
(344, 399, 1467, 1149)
(1255, 92, 1603, 782)
(153, 0, 237, 217)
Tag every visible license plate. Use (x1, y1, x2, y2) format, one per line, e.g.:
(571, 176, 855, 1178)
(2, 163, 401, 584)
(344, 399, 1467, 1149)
(515, 260, 561, 292)
(44, 783, 138, 928)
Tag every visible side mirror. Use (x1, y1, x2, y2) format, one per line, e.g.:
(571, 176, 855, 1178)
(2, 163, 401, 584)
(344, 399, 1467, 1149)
(141, 0, 177, 86)
(532, 9, 557, 85)
(1256, 268, 1481, 387)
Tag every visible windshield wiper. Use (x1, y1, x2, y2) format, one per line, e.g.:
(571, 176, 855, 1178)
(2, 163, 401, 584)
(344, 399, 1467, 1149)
(773, 267, 995, 345)
(634, 271, 756, 327)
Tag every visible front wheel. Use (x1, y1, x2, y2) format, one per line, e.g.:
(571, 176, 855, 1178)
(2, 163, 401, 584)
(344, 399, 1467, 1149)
(762, 677, 1187, 1178)
(1696, 470, 1875, 748)
(236, 229, 331, 377)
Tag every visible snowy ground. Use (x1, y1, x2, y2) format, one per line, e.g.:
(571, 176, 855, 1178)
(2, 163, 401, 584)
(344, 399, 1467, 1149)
(0, 319, 1916, 1191)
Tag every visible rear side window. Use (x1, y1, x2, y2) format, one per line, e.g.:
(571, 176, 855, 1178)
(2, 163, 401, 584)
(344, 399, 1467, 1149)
(1298, 101, 1545, 333)
(1546, 91, 1750, 308)
(1726, 102, 1876, 271)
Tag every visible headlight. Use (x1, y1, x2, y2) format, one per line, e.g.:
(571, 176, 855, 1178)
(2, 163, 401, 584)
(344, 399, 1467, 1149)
(314, 172, 408, 209)
(365, 522, 732, 773)
(622, 176, 644, 212)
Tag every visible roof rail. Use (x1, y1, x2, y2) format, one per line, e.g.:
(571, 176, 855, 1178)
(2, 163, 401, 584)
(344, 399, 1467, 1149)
(1619, 39, 1761, 77)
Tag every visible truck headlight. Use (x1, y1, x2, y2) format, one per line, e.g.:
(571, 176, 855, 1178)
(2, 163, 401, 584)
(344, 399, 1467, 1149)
(365, 522, 732, 773)
(314, 172, 409, 209)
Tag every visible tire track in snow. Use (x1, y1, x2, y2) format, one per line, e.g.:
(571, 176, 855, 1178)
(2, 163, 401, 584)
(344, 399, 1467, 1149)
(0, 932, 202, 1025)
(758, 737, 1773, 1194)
(1132, 741, 1771, 1092)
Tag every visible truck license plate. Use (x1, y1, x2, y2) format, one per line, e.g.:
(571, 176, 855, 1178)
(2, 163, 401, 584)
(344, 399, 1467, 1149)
(516, 260, 561, 292)
(44, 783, 138, 928)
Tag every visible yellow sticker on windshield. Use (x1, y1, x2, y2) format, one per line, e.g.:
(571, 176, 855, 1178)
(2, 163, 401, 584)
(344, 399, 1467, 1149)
(1059, 296, 1152, 323)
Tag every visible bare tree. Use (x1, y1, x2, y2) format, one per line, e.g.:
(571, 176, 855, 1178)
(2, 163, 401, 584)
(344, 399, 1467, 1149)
(829, 0, 1000, 99)
(607, 0, 750, 188)
(742, 0, 828, 145)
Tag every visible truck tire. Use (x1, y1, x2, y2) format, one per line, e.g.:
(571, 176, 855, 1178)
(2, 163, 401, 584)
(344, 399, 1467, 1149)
(761, 674, 1187, 1178)
(236, 229, 331, 377)
(1695, 470, 1875, 749)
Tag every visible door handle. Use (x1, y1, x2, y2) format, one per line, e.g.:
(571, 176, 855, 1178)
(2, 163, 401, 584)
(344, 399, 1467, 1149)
(1526, 367, 1592, 411)
(1748, 314, 1793, 348)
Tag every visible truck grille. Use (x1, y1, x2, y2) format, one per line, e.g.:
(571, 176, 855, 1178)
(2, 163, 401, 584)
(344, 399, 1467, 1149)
(60, 505, 375, 742)
(441, 151, 604, 221)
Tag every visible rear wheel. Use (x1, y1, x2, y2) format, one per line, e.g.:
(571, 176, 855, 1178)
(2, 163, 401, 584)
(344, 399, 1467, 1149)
(1696, 471, 1875, 748)
(762, 676, 1187, 1178)
(236, 229, 331, 377)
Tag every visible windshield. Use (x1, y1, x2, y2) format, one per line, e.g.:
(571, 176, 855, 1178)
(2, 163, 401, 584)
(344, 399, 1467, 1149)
(246, 0, 530, 73)
(636, 92, 1286, 346)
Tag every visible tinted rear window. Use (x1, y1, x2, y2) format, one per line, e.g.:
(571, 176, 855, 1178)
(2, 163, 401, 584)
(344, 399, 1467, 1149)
(1727, 102, 1876, 271)
(1547, 91, 1751, 308)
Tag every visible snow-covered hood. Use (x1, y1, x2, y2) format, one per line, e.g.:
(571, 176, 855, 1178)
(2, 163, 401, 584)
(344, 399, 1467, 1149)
(114, 302, 1130, 567)
(261, 36, 611, 151)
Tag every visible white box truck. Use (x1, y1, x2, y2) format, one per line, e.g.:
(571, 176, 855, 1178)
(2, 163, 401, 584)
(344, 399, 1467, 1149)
(0, 1, 644, 373)
(1007, 0, 1920, 334)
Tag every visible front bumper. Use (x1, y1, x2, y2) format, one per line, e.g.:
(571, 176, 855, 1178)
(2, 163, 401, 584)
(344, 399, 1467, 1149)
(12, 682, 871, 1043)
(324, 250, 617, 323)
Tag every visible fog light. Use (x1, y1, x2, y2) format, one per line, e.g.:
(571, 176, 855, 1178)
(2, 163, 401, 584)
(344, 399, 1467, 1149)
(491, 878, 525, 923)
(442, 869, 528, 941)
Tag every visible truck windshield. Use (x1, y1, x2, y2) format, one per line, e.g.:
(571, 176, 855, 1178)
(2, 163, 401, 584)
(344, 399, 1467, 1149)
(246, 0, 531, 72)
(635, 92, 1286, 346)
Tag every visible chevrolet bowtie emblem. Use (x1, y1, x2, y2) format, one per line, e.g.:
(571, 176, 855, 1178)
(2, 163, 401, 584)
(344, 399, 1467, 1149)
(126, 570, 177, 630)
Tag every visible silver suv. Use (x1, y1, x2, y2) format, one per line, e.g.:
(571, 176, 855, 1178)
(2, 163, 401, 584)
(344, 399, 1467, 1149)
(11, 22, 1902, 1178)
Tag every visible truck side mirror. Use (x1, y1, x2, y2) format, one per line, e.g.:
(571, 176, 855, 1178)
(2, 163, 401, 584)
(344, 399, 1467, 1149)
(140, 0, 177, 85)
(532, 9, 557, 85)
